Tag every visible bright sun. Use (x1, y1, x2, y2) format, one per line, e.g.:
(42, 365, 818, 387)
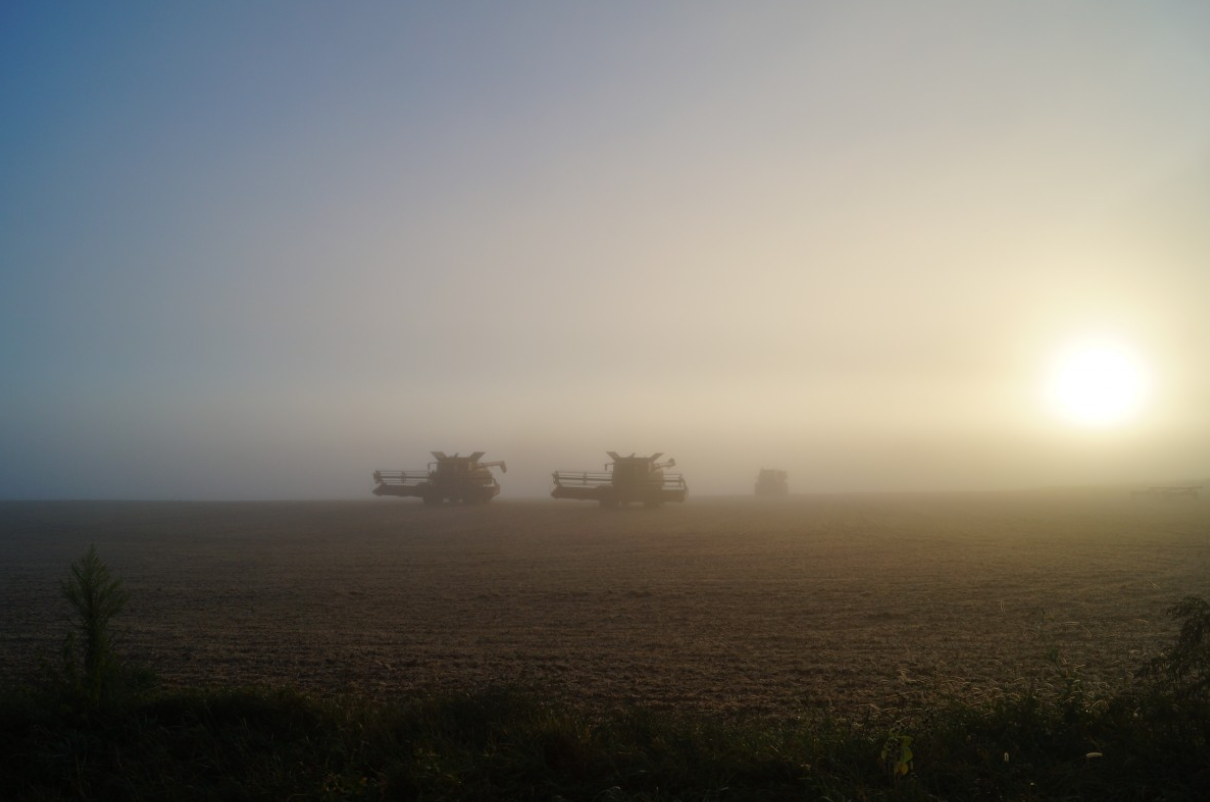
(1046, 339, 1149, 428)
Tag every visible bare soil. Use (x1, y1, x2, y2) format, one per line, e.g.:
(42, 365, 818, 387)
(2, 492, 1207, 717)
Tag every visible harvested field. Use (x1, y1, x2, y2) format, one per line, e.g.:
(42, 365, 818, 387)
(2, 492, 1207, 718)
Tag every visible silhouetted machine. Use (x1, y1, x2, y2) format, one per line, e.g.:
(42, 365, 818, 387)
(373, 452, 506, 505)
(551, 452, 688, 508)
(754, 468, 789, 497)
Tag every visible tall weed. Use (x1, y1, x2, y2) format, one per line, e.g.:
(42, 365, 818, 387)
(52, 545, 147, 711)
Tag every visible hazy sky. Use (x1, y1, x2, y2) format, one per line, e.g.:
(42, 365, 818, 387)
(3, 2, 1209, 500)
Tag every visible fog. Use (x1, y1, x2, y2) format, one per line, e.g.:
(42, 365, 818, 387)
(3, 3, 1209, 500)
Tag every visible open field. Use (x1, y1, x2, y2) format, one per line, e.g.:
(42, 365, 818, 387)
(2, 492, 1207, 718)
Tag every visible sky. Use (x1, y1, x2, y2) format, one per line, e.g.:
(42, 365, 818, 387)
(2, 1, 1209, 500)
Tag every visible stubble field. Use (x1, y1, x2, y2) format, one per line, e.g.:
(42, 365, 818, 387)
(1, 491, 1207, 718)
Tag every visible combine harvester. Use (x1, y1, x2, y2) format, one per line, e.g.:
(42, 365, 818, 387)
(754, 469, 789, 497)
(373, 452, 506, 505)
(551, 452, 688, 508)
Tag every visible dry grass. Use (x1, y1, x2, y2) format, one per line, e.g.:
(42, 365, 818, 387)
(2, 490, 1207, 718)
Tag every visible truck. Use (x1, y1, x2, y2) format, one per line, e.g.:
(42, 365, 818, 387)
(373, 451, 506, 505)
(551, 452, 687, 508)
(754, 468, 789, 497)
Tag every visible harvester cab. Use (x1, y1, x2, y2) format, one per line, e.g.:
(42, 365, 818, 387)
(373, 451, 506, 505)
(551, 452, 688, 508)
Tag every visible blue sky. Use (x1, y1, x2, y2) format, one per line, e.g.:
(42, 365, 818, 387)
(3, 2, 1209, 499)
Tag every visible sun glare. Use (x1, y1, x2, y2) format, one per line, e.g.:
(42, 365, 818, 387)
(1046, 339, 1149, 428)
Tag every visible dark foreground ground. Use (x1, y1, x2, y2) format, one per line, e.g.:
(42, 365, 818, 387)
(2, 491, 1207, 717)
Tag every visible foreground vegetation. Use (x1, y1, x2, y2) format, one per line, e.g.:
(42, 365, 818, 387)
(1, 549, 1207, 800)
(0, 662, 1207, 801)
